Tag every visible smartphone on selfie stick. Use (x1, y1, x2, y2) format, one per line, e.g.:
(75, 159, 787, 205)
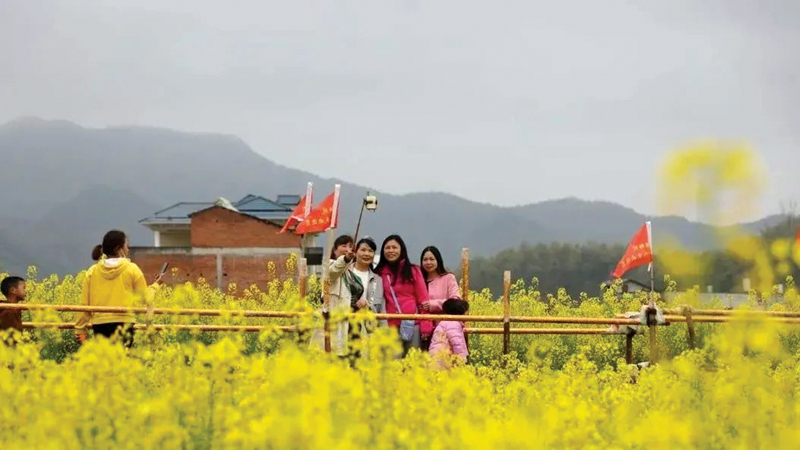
(156, 262, 169, 282)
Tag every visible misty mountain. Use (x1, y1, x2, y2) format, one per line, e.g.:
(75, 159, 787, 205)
(0, 118, 785, 277)
(0, 184, 159, 275)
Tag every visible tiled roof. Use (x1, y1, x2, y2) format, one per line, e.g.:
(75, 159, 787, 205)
(235, 196, 290, 212)
(139, 202, 213, 225)
(140, 194, 294, 226)
(236, 194, 258, 205)
(276, 195, 301, 207)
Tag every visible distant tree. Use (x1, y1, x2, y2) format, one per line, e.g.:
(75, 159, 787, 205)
(469, 242, 626, 296)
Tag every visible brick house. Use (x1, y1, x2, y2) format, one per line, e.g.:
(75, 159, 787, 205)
(131, 194, 304, 292)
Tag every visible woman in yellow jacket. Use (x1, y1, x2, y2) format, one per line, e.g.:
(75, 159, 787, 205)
(75, 230, 161, 348)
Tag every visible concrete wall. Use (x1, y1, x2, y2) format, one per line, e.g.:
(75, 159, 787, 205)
(160, 229, 191, 247)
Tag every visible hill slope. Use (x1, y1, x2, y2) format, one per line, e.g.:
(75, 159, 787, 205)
(0, 118, 783, 276)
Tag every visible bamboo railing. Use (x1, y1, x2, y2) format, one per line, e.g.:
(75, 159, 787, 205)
(18, 321, 620, 336)
(3, 253, 798, 365)
(6, 301, 800, 365)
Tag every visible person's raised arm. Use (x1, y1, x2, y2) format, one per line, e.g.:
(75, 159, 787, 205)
(328, 253, 354, 280)
(131, 265, 161, 307)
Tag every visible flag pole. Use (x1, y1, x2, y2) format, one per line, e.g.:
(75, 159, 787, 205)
(646, 221, 654, 306)
(299, 182, 313, 260)
(645, 220, 658, 363)
(304, 182, 314, 217)
(321, 184, 341, 354)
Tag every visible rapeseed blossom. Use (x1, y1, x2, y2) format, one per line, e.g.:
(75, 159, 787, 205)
(2, 319, 800, 449)
(2, 268, 800, 448)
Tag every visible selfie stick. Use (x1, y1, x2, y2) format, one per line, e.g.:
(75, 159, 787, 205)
(353, 192, 378, 244)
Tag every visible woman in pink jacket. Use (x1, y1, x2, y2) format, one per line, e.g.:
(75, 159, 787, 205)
(429, 298, 469, 369)
(374, 235, 431, 356)
(419, 246, 461, 314)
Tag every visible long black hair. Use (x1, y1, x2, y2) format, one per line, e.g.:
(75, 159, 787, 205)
(92, 230, 127, 261)
(330, 234, 354, 259)
(420, 246, 448, 280)
(374, 234, 413, 284)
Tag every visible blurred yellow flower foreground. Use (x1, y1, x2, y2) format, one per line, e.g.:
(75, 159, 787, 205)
(2, 320, 800, 450)
(3, 269, 800, 449)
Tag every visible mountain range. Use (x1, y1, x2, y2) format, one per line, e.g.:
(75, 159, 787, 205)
(0, 117, 786, 277)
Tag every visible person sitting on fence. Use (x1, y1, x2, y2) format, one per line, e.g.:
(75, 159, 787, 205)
(428, 298, 469, 370)
(75, 230, 162, 349)
(0, 276, 26, 345)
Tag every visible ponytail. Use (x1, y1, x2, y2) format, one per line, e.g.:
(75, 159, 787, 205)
(91, 244, 104, 261)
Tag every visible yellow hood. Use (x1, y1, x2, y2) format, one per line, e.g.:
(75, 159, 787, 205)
(96, 258, 132, 280)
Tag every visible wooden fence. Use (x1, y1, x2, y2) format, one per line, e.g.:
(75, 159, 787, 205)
(4, 301, 799, 365)
(2, 252, 798, 365)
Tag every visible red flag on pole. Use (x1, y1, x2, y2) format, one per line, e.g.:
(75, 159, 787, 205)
(612, 222, 653, 279)
(294, 185, 341, 235)
(279, 183, 313, 233)
(794, 227, 800, 254)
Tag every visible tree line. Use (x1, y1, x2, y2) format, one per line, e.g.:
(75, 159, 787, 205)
(469, 216, 799, 296)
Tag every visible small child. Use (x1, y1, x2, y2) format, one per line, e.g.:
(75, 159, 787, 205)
(428, 298, 469, 369)
(0, 276, 27, 345)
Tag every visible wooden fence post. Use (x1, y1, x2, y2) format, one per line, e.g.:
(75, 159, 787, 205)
(146, 303, 155, 345)
(502, 270, 511, 356)
(460, 248, 470, 301)
(625, 332, 634, 364)
(322, 231, 333, 353)
(461, 248, 470, 352)
(647, 306, 658, 364)
(298, 257, 307, 304)
(322, 278, 332, 353)
(685, 307, 696, 350)
(296, 257, 308, 343)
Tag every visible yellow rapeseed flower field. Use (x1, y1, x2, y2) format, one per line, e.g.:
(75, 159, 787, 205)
(3, 269, 800, 449)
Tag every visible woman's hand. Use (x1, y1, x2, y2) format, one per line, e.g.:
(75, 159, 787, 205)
(153, 273, 165, 285)
(355, 298, 368, 309)
(421, 301, 431, 312)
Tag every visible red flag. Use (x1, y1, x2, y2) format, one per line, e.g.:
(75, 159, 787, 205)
(794, 227, 800, 254)
(612, 222, 653, 279)
(294, 185, 341, 235)
(279, 194, 312, 233)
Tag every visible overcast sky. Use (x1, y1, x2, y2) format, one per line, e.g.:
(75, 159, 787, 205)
(1, 0, 798, 219)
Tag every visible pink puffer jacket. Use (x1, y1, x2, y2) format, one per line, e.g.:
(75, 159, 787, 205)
(428, 320, 468, 365)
